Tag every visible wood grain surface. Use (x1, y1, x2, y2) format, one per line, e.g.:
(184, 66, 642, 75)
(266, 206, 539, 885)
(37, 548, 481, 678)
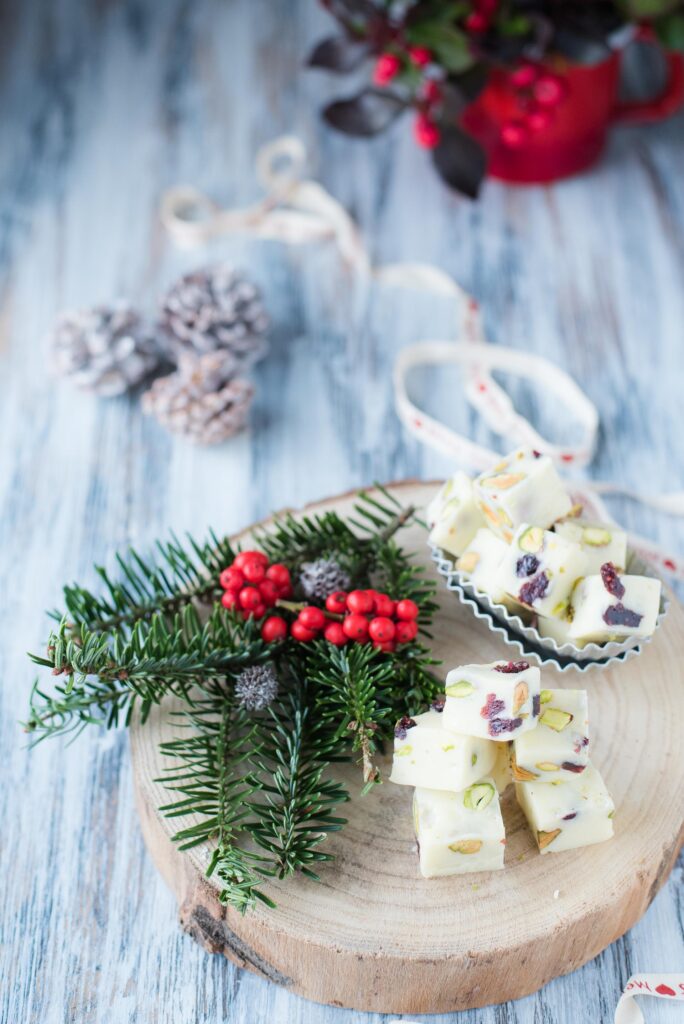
(130, 483, 684, 1014)
(2, 2, 684, 1023)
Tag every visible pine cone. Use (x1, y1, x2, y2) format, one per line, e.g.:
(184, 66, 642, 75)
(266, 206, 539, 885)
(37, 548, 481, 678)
(159, 265, 269, 367)
(142, 352, 253, 444)
(299, 558, 351, 601)
(234, 664, 279, 711)
(52, 305, 163, 397)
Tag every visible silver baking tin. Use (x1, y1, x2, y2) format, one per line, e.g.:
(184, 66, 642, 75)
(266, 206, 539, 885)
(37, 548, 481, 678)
(430, 545, 669, 675)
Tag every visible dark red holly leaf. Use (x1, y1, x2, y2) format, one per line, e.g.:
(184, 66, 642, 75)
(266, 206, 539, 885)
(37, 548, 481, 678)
(323, 89, 405, 137)
(307, 35, 372, 73)
(431, 125, 486, 199)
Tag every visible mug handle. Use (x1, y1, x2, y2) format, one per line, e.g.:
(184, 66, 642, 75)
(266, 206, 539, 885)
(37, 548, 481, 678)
(613, 24, 684, 124)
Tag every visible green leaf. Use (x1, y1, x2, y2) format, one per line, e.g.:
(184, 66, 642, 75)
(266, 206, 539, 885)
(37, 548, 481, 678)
(406, 24, 474, 73)
(656, 11, 684, 49)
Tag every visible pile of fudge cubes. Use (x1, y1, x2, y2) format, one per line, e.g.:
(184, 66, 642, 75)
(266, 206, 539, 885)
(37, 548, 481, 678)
(391, 661, 615, 877)
(429, 446, 661, 647)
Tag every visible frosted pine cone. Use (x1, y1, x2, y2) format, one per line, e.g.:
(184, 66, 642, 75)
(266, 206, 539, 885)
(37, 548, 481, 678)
(234, 664, 279, 711)
(52, 305, 163, 397)
(142, 352, 253, 444)
(159, 265, 269, 368)
(299, 558, 351, 601)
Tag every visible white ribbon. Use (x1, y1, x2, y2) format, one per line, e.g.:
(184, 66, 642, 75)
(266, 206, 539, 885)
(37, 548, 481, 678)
(160, 134, 684, 580)
(614, 974, 684, 1023)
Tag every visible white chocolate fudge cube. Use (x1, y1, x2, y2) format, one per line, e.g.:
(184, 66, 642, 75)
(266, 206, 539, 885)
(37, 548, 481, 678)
(497, 524, 587, 618)
(491, 741, 512, 794)
(537, 613, 573, 647)
(515, 763, 614, 854)
(427, 471, 473, 526)
(554, 519, 627, 575)
(512, 688, 589, 783)
(474, 447, 572, 542)
(428, 473, 485, 558)
(390, 707, 496, 792)
(568, 569, 661, 645)
(443, 660, 540, 741)
(414, 780, 505, 877)
(457, 528, 518, 609)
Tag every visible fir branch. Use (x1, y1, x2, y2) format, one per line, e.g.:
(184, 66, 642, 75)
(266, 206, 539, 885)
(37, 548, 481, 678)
(248, 684, 349, 879)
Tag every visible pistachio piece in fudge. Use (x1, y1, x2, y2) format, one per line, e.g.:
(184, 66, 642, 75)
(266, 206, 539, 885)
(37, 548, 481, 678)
(443, 660, 541, 741)
(390, 707, 497, 793)
(554, 519, 627, 575)
(496, 523, 587, 618)
(512, 688, 589, 783)
(473, 447, 572, 543)
(413, 779, 505, 877)
(428, 473, 486, 558)
(568, 564, 661, 645)
(515, 763, 614, 854)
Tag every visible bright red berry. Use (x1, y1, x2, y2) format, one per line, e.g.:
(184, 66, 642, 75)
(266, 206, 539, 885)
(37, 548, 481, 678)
(343, 613, 370, 641)
(278, 583, 294, 599)
(373, 52, 401, 86)
(239, 586, 261, 611)
(326, 590, 348, 615)
(414, 113, 441, 149)
(421, 79, 442, 106)
(373, 593, 396, 618)
(221, 590, 238, 610)
(510, 63, 538, 89)
(526, 108, 553, 132)
(395, 599, 419, 621)
(266, 563, 291, 589)
(261, 615, 288, 642)
(346, 590, 374, 615)
(242, 557, 266, 584)
(533, 74, 566, 108)
(220, 566, 244, 592)
(408, 45, 431, 68)
(500, 119, 529, 147)
(324, 621, 347, 646)
(291, 620, 317, 642)
(395, 619, 419, 644)
(368, 617, 396, 643)
(234, 550, 268, 570)
(299, 606, 327, 632)
(465, 11, 489, 32)
(373, 640, 396, 653)
(257, 579, 279, 606)
(252, 602, 267, 620)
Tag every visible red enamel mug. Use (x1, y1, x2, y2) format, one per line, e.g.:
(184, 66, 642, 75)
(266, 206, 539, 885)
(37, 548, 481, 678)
(461, 27, 684, 184)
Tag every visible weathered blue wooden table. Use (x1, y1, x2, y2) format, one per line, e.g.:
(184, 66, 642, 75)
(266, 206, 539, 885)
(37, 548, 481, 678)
(2, 2, 683, 1022)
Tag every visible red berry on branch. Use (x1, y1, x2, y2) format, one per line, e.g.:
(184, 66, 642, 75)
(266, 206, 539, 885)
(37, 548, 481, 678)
(526, 108, 553, 132)
(221, 590, 238, 610)
(299, 606, 327, 632)
(239, 586, 262, 611)
(465, 11, 489, 32)
(266, 563, 291, 589)
(408, 45, 431, 68)
(421, 79, 442, 106)
(326, 590, 348, 615)
(220, 567, 244, 592)
(234, 550, 268, 570)
(343, 613, 370, 641)
(368, 617, 396, 643)
(324, 621, 347, 646)
(413, 113, 440, 149)
(395, 619, 419, 644)
(510, 63, 538, 89)
(278, 583, 294, 599)
(395, 599, 419, 621)
(533, 74, 566, 108)
(261, 616, 288, 642)
(242, 558, 266, 584)
(257, 579, 279, 606)
(251, 602, 267, 620)
(500, 119, 529, 147)
(373, 593, 396, 618)
(346, 590, 374, 615)
(373, 52, 401, 86)
(373, 640, 396, 653)
(291, 620, 317, 642)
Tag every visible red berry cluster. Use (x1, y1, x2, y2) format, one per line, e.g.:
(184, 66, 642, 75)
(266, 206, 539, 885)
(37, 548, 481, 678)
(500, 64, 568, 147)
(220, 550, 292, 623)
(291, 590, 420, 652)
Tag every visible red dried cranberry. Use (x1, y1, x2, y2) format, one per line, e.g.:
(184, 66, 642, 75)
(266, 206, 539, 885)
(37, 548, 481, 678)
(600, 562, 625, 599)
(480, 693, 506, 719)
(532, 693, 541, 717)
(430, 697, 446, 713)
(561, 762, 586, 773)
(603, 603, 642, 628)
(519, 572, 549, 606)
(516, 554, 539, 578)
(494, 660, 530, 674)
(532, 450, 542, 458)
(489, 716, 523, 737)
(395, 716, 416, 740)
(562, 812, 577, 820)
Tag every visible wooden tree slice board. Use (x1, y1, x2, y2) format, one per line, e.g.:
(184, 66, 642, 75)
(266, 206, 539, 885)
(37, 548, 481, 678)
(130, 482, 684, 1014)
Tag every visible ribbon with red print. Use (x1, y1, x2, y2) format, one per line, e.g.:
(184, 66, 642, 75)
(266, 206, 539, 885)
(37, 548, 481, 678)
(615, 975, 684, 1023)
(161, 135, 684, 581)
